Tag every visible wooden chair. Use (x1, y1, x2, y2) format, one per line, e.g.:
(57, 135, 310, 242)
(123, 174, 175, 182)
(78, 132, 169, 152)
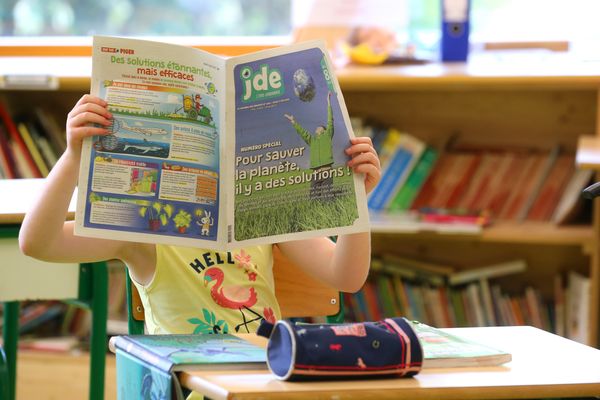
(126, 245, 344, 335)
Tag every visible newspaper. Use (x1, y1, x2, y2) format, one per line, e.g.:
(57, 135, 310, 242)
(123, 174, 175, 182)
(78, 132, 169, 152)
(75, 36, 369, 250)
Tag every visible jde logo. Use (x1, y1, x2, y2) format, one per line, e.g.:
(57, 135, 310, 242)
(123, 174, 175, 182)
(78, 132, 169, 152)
(240, 64, 284, 102)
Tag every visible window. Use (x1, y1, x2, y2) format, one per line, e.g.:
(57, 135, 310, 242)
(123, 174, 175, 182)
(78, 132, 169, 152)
(1, 0, 292, 37)
(2, 0, 599, 55)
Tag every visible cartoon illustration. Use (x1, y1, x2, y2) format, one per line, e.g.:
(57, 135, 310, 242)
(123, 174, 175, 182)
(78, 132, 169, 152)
(139, 202, 173, 231)
(203, 267, 264, 332)
(197, 210, 214, 236)
(123, 143, 164, 154)
(93, 117, 171, 158)
(121, 120, 168, 137)
(206, 82, 216, 95)
(140, 372, 168, 400)
(293, 68, 316, 102)
(173, 209, 192, 233)
(284, 91, 335, 199)
(127, 169, 157, 195)
(172, 93, 213, 124)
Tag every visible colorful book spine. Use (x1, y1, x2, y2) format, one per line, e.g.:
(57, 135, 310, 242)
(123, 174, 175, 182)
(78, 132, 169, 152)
(17, 122, 50, 176)
(411, 153, 454, 211)
(0, 125, 17, 178)
(0, 101, 42, 178)
(517, 145, 560, 221)
(388, 147, 438, 211)
(527, 154, 575, 221)
(368, 133, 425, 211)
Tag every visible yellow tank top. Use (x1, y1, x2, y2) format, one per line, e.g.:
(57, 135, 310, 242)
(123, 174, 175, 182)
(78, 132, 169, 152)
(130, 244, 281, 335)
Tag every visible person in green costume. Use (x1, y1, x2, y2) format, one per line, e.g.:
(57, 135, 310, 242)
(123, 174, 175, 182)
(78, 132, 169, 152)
(284, 91, 335, 199)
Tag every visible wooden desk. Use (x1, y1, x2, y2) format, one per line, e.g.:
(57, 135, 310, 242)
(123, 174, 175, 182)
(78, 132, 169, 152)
(180, 326, 600, 400)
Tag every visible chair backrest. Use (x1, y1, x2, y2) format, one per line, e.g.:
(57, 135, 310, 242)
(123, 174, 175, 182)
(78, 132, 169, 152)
(126, 245, 343, 334)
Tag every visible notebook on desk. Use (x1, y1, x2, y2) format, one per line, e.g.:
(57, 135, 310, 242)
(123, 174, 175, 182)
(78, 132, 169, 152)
(109, 333, 267, 371)
(111, 333, 267, 400)
(409, 321, 512, 368)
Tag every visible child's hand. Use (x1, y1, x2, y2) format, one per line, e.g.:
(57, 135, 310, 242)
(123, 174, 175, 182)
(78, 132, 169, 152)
(345, 136, 381, 195)
(66, 95, 112, 157)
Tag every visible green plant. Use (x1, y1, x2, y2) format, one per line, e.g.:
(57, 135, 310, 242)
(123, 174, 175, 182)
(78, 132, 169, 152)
(139, 201, 173, 230)
(173, 209, 192, 229)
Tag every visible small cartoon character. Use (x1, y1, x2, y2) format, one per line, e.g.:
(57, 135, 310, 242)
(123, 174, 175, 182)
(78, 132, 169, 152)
(197, 211, 214, 236)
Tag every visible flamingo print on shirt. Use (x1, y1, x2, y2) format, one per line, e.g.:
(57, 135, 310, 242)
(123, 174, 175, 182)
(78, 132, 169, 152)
(203, 267, 264, 332)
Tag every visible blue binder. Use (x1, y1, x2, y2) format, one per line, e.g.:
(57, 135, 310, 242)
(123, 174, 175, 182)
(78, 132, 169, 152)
(441, 0, 470, 62)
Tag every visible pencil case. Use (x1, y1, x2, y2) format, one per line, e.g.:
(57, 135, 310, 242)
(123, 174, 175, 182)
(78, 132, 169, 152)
(256, 317, 423, 380)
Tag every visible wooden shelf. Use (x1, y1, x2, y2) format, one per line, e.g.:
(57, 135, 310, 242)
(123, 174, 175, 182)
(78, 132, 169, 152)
(577, 135, 600, 170)
(2, 51, 600, 92)
(371, 219, 594, 247)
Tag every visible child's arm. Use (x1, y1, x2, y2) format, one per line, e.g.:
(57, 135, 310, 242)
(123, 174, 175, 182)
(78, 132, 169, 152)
(277, 136, 381, 292)
(19, 95, 131, 264)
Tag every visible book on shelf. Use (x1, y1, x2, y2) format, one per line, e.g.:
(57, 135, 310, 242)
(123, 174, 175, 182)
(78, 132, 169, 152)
(440, 152, 482, 209)
(0, 124, 18, 178)
(456, 151, 502, 212)
(486, 152, 533, 219)
(527, 153, 575, 221)
(448, 259, 527, 286)
(551, 168, 593, 225)
(388, 146, 438, 212)
(417, 207, 491, 227)
(553, 274, 566, 337)
(474, 151, 518, 218)
(411, 152, 454, 211)
(0, 100, 43, 178)
(524, 286, 544, 329)
(381, 253, 454, 286)
(33, 107, 67, 156)
(361, 280, 384, 321)
(566, 271, 590, 344)
(111, 333, 266, 400)
(408, 320, 512, 368)
(74, 35, 369, 251)
(498, 151, 547, 220)
(347, 256, 533, 329)
(367, 132, 426, 211)
(18, 301, 66, 334)
(375, 274, 401, 317)
(16, 121, 50, 177)
(515, 145, 561, 221)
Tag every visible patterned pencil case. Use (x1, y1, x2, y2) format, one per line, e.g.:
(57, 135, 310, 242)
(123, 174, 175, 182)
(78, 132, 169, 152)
(256, 317, 423, 380)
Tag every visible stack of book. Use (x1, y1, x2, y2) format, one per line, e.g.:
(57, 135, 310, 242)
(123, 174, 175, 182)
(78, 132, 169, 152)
(351, 117, 594, 228)
(344, 253, 591, 344)
(0, 101, 66, 179)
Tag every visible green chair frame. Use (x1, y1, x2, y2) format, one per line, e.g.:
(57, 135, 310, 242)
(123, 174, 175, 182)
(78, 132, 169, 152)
(0, 225, 109, 400)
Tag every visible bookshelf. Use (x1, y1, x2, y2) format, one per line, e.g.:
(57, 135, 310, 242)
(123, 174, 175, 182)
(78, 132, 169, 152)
(0, 51, 599, 346)
(338, 55, 600, 346)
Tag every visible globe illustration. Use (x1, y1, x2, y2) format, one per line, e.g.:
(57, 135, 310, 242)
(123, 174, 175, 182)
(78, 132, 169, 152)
(100, 134, 120, 151)
(293, 69, 316, 102)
